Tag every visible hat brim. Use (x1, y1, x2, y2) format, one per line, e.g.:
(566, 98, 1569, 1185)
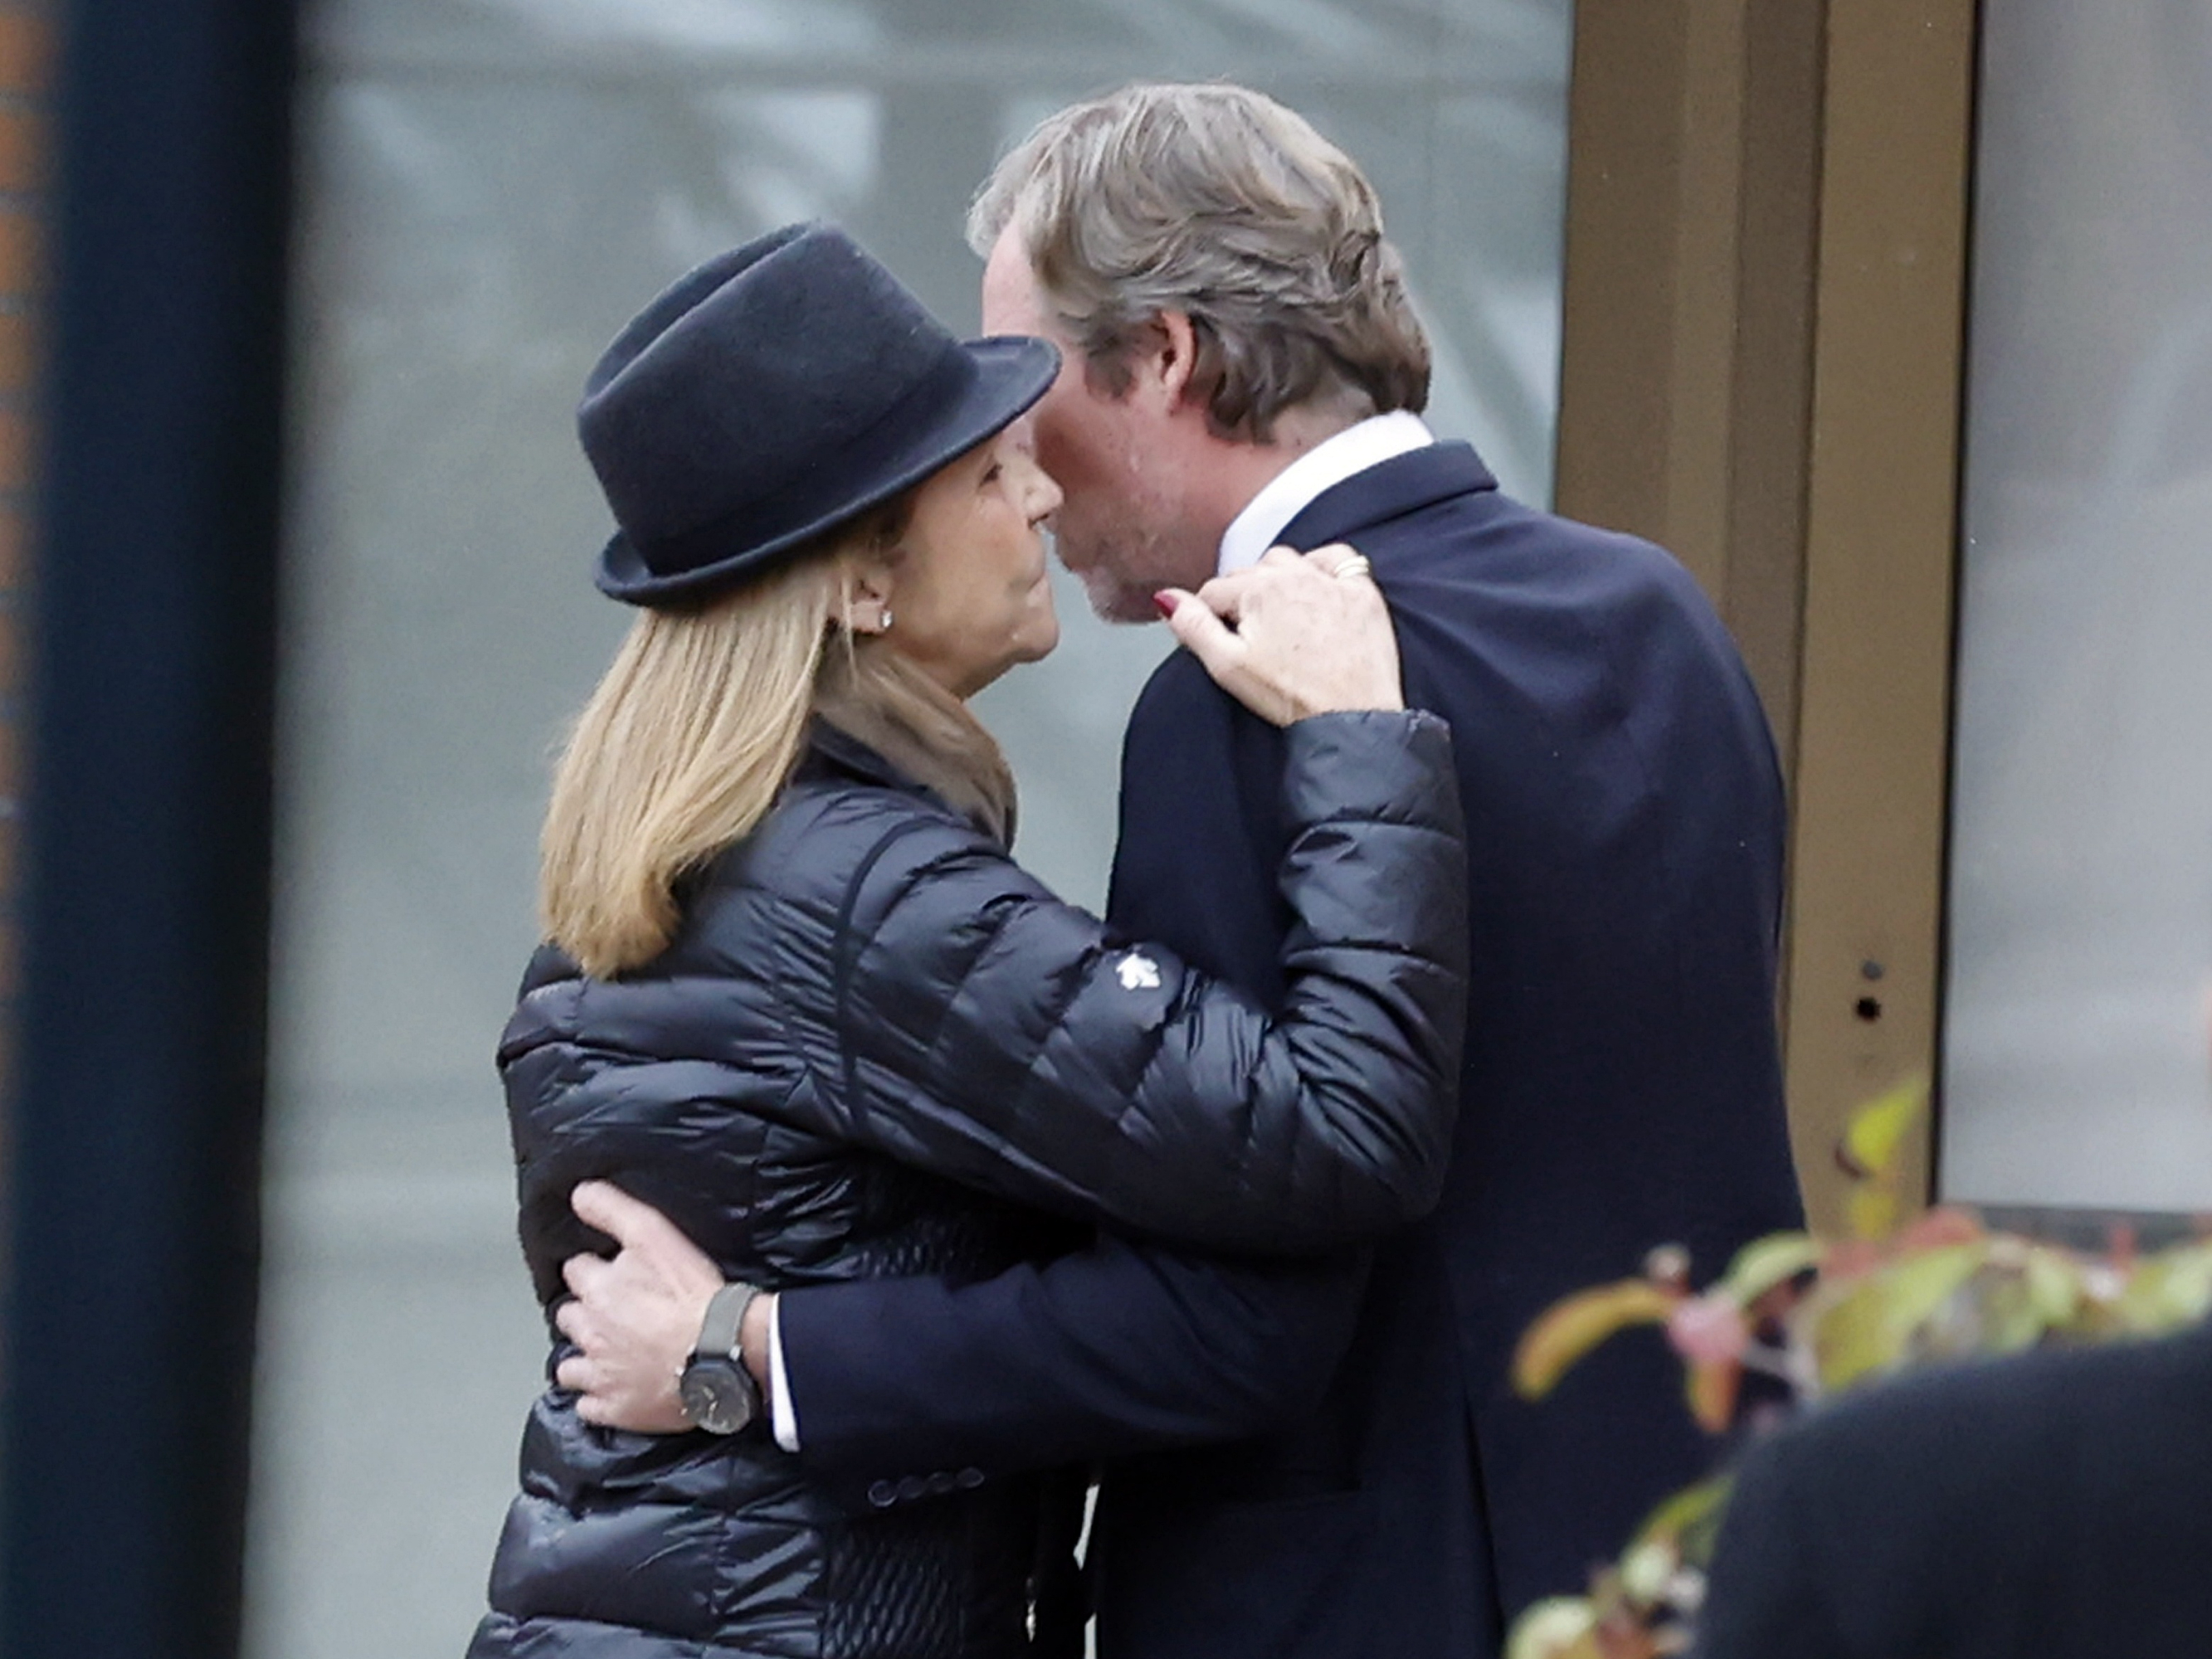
(596, 335, 1060, 607)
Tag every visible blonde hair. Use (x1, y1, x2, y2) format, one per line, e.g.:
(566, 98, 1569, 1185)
(967, 81, 1430, 441)
(540, 522, 1016, 978)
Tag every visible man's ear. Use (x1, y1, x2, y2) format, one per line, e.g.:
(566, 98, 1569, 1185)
(1141, 310, 1201, 411)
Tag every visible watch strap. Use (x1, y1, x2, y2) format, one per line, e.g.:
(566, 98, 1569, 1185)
(694, 1280, 761, 1362)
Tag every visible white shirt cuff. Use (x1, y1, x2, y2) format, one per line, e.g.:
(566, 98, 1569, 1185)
(767, 1293, 801, 1452)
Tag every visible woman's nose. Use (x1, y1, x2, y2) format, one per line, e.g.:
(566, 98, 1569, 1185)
(1024, 456, 1064, 523)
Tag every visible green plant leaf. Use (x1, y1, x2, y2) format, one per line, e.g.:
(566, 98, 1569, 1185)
(1631, 1475, 1733, 1569)
(1719, 1232, 1822, 1305)
(1847, 1184, 1901, 1243)
(1505, 1598, 1601, 1659)
(2024, 1246, 2083, 1329)
(1513, 1281, 1676, 1400)
(1812, 1241, 1987, 1390)
(1976, 1276, 2047, 1355)
(1836, 1076, 1927, 1181)
(1618, 1540, 1676, 1607)
(2117, 1242, 2212, 1331)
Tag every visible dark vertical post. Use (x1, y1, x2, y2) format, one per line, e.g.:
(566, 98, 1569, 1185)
(0, 0, 297, 1653)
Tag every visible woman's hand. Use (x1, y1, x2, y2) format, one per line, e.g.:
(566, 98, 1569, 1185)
(1160, 543, 1403, 727)
(555, 1181, 769, 1433)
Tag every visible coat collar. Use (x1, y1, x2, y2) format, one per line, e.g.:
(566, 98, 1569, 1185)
(799, 717, 1014, 847)
(1274, 439, 1498, 554)
(1216, 412, 1436, 575)
(802, 717, 932, 795)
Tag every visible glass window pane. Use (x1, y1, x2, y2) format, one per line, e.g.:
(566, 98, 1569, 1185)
(1939, 0, 2212, 1209)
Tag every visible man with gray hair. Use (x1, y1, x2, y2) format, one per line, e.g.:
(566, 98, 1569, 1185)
(962, 85, 1431, 628)
(559, 82, 1804, 1657)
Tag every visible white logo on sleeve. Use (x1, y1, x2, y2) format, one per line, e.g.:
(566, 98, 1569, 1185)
(1116, 952, 1162, 991)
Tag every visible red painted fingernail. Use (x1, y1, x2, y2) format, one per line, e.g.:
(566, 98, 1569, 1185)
(1152, 590, 1180, 619)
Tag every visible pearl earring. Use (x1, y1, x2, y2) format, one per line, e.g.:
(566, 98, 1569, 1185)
(879, 609, 894, 632)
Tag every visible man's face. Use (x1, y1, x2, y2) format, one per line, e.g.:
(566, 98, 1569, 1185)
(981, 226, 1216, 622)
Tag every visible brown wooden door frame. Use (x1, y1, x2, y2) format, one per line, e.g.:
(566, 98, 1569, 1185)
(1555, 0, 1979, 1233)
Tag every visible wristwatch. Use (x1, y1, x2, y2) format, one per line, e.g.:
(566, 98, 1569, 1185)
(676, 1280, 764, 1435)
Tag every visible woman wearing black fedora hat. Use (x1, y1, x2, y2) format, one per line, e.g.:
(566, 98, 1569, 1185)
(470, 223, 1468, 1659)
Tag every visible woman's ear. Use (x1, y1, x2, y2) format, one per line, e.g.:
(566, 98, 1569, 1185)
(831, 551, 898, 638)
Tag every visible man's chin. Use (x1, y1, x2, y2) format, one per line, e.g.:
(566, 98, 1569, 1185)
(1060, 544, 1177, 624)
(1085, 578, 1164, 626)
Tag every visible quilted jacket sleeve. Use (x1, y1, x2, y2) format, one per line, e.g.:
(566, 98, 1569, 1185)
(804, 708, 1467, 1255)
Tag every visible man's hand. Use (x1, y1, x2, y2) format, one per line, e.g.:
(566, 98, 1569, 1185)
(554, 1181, 770, 1432)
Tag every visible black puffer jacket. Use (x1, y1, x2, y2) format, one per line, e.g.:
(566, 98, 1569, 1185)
(470, 711, 1466, 1659)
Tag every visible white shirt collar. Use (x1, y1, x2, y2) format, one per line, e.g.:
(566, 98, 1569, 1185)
(1216, 411, 1435, 575)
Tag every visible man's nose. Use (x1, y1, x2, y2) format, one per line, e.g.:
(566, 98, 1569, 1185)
(1026, 461, 1064, 523)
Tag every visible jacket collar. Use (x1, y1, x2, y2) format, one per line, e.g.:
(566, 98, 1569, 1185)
(802, 718, 931, 795)
(1274, 439, 1498, 554)
(799, 717, 1014, 847)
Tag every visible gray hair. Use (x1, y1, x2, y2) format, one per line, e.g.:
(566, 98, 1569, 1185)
(967, 82, 1430, 442)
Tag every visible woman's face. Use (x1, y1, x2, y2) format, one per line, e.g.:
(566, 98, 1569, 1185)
(876, 420, 1065, 699)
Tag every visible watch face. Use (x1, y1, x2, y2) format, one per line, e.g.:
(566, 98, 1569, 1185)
(677, 1356, 758, 1436)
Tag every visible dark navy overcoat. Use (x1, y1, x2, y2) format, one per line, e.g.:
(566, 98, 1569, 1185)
(780, 442, 1806, 1658)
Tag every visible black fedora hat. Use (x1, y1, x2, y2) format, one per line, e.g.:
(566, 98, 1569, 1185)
(580, 222, 1060, 607)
